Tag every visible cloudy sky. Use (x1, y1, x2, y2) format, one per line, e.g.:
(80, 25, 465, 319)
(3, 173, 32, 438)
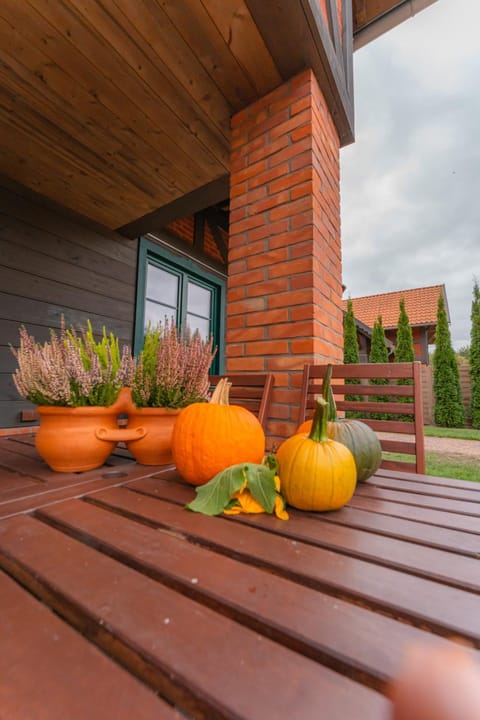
(340, 0, 480, 349)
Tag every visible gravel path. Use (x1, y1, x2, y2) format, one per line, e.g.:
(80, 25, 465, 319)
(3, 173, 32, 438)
(377, 432, 480, 458)
(423, 435, 480, 458)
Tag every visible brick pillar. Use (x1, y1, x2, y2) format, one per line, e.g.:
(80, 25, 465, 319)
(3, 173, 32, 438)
(227, 69, 343, 448)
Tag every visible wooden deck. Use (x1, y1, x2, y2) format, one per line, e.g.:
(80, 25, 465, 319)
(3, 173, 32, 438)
(1, 434, 479, 719)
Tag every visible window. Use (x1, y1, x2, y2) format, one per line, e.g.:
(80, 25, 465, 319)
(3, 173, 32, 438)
(135, 237, 225, 373)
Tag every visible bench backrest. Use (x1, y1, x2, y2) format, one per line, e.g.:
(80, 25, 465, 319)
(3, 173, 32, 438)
(298, 362, 425, 474)
(209, 373, 274, 430)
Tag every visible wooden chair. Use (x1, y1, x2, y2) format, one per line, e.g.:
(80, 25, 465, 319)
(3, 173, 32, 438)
(209, 373, 274, 430)
(298, 362, 425, 474)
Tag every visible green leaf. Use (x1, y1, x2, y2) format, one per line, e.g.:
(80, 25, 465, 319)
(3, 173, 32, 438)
(245, 464, 276, 514)
(186, 464, 246, 515)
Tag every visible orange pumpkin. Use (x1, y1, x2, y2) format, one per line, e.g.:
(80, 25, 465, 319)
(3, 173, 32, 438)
(171, 378, 266, 485)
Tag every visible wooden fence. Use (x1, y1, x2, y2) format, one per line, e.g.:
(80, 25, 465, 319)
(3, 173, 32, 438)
(422, 363, 472, 426)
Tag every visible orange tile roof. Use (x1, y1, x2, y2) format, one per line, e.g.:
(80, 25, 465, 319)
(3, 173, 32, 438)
(342, 285, 447, 329)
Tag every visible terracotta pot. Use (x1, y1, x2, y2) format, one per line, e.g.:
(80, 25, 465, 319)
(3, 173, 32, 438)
(35, 389, 145, 473)
(125, 406, 181, 465)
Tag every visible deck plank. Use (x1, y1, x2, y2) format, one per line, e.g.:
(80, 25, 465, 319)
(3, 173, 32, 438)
(347, 494, 480, 533)
(375, 467, 480, 490)
(126, 478, 480, 591)
(0, 464, 174, 519)
(36, 497, 465, 691)
(0, 513, 389, 720)
(355, 484, 480, 516)
(320, 505, 480, 557)
(366, 475, 480, 502)
(88, 483, 480, 643)
(0, 571, 182, 719)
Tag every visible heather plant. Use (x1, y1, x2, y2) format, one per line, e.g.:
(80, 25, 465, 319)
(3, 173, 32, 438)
(131, 317, 216, 409)
(11, 320, 135, 407)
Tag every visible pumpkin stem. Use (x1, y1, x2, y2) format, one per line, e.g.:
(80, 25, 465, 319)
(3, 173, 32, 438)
(210, 377, 232, 405)
(321, 364, 338, 423)
(308, 396, 330, 443)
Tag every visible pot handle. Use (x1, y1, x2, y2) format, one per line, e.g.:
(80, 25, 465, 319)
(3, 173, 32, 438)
(95, 426, 146, 442)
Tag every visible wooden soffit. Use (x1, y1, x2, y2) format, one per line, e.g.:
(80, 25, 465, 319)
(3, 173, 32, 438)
(353, 0, 439, 49)
(0, 0, 359, 233)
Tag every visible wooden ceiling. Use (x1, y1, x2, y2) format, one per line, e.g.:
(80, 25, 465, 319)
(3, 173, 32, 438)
(0, 0, 283, 229)
(0, 1, 434, 232)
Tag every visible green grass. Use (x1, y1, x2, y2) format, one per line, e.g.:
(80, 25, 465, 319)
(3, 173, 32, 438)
(383, 452, 480, 483)
(424, 425, 480, 441)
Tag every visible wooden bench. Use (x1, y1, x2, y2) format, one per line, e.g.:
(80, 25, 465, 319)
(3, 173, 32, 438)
(298, 362, 425, 474)
(209, 373, 274, 430)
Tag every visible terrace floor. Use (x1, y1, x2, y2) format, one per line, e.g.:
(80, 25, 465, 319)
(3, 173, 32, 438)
(1, 433, 479, 719)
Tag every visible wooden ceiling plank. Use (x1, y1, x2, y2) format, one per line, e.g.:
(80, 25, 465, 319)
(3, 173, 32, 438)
(200, 0, 281, 96)
(0, 4, 208, 201)
(0, 53, 188, 204)
(156, 0, 260, 111)
(0, 57, 197, 206)
(0, 93, 152, 214)
(67, 0, 229, 158)
(0, 1, 224, 219)
(0, 107, 146, 228)
(110, 0, 232, 138)
(10, 1, 224, 179)
(28, 0, 228, 175)
(0, 81, 173, 210)
(0, 144, 120, 228)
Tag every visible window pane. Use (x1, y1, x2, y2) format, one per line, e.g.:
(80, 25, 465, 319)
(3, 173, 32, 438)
(187, 282, 211, 317)
(146, 264, 178, 307)
(186, 314, 210, 340)
(145, 301, 175, 331)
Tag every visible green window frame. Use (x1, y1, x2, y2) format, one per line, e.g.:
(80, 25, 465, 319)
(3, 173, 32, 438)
(134, 237, 225, 374)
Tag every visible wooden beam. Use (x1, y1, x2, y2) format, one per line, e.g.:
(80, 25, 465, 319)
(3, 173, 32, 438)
(204, 209, 228, 264)
(193, 213, 205, 251)
(326, 0, 342, 58)
(245, 0, 354, 146)
(117, 175, 230, 238)
(342, 0, 354, 97)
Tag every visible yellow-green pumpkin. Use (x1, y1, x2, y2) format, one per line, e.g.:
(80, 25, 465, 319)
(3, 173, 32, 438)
(296, 365, 382, 483)
(277, 395, 357, 512)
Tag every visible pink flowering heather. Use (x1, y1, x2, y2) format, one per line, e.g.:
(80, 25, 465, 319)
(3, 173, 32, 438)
(131, 317, 216, 408)
(11, 320, 135, 407)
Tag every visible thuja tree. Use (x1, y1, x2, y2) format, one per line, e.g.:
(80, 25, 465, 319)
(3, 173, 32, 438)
(343, 299, 361, 415)
(470, 279, 480, 428)
(394, 299, 415, 420)
(369, 316, 389, 419)
(394, 299, 415, 363)
(344, 299, 360, 364)
(433, 294, 465, 427)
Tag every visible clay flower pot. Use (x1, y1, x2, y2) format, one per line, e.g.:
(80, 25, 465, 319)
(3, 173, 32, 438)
(35, 389, 145, 473)
(125, 406, 181, 465)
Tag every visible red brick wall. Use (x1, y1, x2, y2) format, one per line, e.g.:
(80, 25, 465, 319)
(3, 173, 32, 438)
(166, 217, 225, 265)
(167, 217, 194, 245)
(228, 69, 342, 447)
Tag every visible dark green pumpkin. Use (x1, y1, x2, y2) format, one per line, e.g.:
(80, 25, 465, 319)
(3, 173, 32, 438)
(297, 365, 382, 482)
